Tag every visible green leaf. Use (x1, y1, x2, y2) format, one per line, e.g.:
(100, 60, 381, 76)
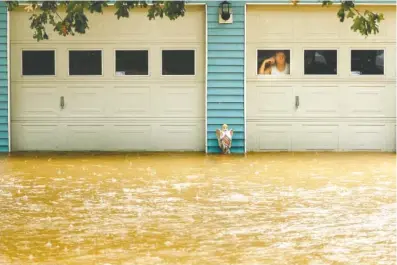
(337, 8, 345, 22)
(347, 10, 354, 19)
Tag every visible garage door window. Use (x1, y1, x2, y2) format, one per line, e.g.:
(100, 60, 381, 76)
(162, 50, 195, 75)
(22, 50, 55, 76)
(69, 50, 102, 76)
(257, 50, 291, 76)
(304, 50, 337, 75)
(351, 50, 384, 75)
(115, 50, 149, 76)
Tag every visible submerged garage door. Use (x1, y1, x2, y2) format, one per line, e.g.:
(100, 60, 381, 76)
(10, 6, 205, 151)
(246, 5, 396, 151)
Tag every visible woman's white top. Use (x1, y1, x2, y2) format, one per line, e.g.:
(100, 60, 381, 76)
(271, 63, 290, 75)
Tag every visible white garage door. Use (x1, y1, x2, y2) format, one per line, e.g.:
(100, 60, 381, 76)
(246, 5, 396, 151)
(10, 6, 205, 151)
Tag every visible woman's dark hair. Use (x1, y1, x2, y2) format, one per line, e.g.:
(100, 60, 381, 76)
(274, 50, 289, 63)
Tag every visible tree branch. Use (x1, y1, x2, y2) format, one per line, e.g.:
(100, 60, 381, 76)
(321, 0, 384, 37)
(7, 0, 385, 41)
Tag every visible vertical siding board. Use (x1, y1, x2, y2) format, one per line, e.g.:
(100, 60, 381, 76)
(0, 3, 7, 152)
(206, 1, 245, 153)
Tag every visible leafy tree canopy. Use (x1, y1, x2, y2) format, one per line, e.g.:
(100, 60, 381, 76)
(5, 1, 384, 41)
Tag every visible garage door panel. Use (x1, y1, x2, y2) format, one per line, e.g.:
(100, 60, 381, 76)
(11, 83, 60, 120)
(345, 85, 392, 117)
(158, 23, 204, 43)
(384, 124, 396, 152)
(247, 123, 292, 151)
(11, 123, 61, 151)
(63, 125, 105, 151)
(108, 125, 152, 151)
(340, 124, 386, 151)
(299, 29, 339, 41)
(292, 124, 339, 151)
(63, 85, 106, 117)
(111, 85, 151, 117)
(156, 124, 204, 151)
(163, 86, 196, 114)
(296, 86, 340, 117)
(248, 84, 294, 117)
(159, 84, 204, 117)
(247, 12, 293, 42)
(296, 14, 340, 41)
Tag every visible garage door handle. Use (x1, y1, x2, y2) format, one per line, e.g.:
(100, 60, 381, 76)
(295, 96, 300, 109)
(60, 96, 65, 109)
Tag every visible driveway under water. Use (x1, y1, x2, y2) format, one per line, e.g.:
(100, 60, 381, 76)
(0, 152, 395, 265)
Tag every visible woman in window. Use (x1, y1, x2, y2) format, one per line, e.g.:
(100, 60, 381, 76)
(258, 51, 290, 75)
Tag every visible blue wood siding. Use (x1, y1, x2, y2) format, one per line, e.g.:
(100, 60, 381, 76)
(0, 3, 7, 152)
(206, 1, 245, 154)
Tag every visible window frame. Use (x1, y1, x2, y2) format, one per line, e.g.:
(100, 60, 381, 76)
(256, 48, 293, 78)
(67, 49, 103, 77)
(160, 48, 196, 77)
(21, 48, 57, 77)
(113, 49, 150, 77)
(302, 48, 339, 77)
(349, 48, 386, 77)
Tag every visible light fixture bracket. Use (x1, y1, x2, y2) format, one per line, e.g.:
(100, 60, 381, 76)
(219, 1, 233, 24)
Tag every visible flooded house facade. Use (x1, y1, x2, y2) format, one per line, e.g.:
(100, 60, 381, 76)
(0, 1, 395, 153)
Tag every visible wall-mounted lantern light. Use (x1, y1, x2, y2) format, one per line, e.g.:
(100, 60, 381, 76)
(219, 1, 233, 24)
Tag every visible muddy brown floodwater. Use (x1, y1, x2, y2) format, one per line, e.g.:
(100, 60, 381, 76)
(0, 152, 395, 265)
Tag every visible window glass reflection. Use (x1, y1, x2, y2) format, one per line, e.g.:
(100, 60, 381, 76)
(23, 50, 55, 76)
(162, 50, 195, 75)
(304, 50, 337, 75)
(69, 50, 102, 76)
(351, 50, 384, 75)
(115, 50, 148, 76)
